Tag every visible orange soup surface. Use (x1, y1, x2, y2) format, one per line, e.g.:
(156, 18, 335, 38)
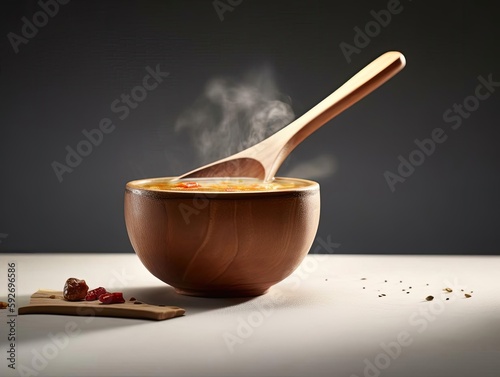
(144, 178, 308, 192)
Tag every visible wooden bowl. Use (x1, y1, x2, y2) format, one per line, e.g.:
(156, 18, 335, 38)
(124, 177, 320, 297)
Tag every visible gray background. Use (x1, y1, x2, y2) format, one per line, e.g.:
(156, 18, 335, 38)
(1, 0, 499, 254)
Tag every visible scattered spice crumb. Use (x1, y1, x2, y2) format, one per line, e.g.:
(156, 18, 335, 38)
(400, 280, 402, 283)
(361, 278, 367, 280)
(406, 292, 409, 294)
(381, 294, 386, 297)
(465, 294, 472, 298)
(409, 286, 412, 289)
(325, 279, 328, 281)
(133, 301, 143, 305)
(49, 295, 56, 299)
(402, 289, 405, 291)
(363, 287, 365, 289)
(446, 298, 450, 301)
(0, 301, 8, 309)
(426, 295, 434, 301)
(443, 288, 453, 293)
(129, 297, 137, 301)
(426, 283, 429, 286)
(384, 280, 387, 282)
(461, 289, 464, 292)
(158, 304, 166, 307)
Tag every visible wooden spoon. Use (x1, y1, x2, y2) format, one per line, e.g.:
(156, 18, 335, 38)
(179, 51, 406, 181)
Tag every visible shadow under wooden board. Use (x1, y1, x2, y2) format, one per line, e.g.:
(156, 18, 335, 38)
(18, 290, 185, 321)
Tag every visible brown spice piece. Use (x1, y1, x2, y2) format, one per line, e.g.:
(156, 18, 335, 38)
(465, 294, 472, 298)
(129, 297, 137, 301)
(426, 295, 434, 301)
(133, 301, 143, 305)
(49, 295, 56, 299)
(63, 278, 89, 301)
(361, 278, 367, 280)
(0, 301, 8, 309)
(443, 288, 453, 293)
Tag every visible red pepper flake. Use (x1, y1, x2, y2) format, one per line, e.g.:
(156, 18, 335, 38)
(175, 181, 201, 189)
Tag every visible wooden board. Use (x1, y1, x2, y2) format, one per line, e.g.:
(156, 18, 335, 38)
(19, 290, 185, 321)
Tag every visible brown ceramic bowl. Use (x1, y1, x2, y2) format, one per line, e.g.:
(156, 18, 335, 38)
(124, 177, 320, 297)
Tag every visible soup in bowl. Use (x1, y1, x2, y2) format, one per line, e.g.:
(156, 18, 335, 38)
(124, 177, 320, 297)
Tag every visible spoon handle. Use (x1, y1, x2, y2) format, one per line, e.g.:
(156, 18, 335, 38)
(264, 51, 406, 179)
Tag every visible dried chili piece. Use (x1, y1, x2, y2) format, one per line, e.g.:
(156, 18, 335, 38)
(85, 287, 107, 301)
(99, 292, 125, 304)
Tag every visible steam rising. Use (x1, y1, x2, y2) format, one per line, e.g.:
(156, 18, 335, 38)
(175, 68, 295, 164)
(284, 154, 338, 180)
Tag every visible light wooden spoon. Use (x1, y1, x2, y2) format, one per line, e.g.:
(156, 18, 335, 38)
(179, 51, 406, 181)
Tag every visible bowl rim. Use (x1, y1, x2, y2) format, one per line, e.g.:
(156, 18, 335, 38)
(125, 176, 319, 198)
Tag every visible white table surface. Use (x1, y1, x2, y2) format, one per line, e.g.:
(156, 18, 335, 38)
(0, 253, 499, 377)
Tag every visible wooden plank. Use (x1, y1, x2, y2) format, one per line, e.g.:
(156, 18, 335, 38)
(19, 290, 185, 321)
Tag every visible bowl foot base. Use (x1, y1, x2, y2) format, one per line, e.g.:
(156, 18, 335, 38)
(174, 287, 269, 298)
